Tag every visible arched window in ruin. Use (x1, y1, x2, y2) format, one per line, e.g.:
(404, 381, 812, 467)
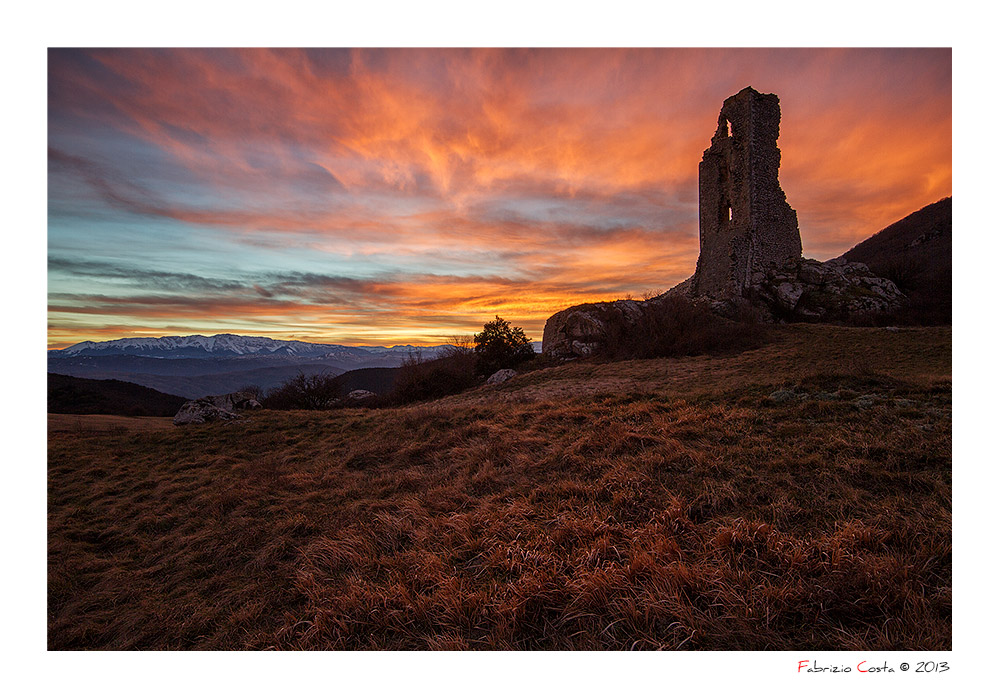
(726, 119, 732, 137)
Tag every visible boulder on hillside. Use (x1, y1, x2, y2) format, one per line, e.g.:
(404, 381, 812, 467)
(173, 389, 262, 425)
(542, 298, 650, 359)
(204, 390, 263, 412)
(486, 369, 517, 385)
(542, 294, 723, 359)
(173, 399, 242, 425)
(345, 389, 377, 402)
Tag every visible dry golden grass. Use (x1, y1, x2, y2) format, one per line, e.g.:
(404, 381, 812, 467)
(48, 324, 951, 650)
(48, 413, 176, 433)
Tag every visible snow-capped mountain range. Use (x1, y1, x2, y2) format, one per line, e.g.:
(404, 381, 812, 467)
(50, 333, 454, 360)
(48, 333, 543, 398)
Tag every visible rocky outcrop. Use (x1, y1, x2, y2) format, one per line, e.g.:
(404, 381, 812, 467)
(542, 295, 716, 359)
(345, 389, 376, 402)
(543, 299, 649, 359)
(173, 399, 242, 425)
(173, 390, 261, 425)
(753, 257, 905, 320)
(204, 390, 263, 412)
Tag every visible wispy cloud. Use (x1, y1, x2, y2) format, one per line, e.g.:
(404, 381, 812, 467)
(48, 48, 951, 346)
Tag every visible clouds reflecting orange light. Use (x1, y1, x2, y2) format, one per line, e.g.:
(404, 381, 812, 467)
(48, 48, 951, 347)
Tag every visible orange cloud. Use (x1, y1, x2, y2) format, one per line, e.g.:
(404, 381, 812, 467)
(48, 48, 951, 346)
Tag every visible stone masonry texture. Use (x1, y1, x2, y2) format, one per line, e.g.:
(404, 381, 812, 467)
(540, 86, 906, 357)
(692, 86, 801, 300)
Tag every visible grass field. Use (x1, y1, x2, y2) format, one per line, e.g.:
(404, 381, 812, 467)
(48, 413, 176, 433)
(47, 324, 951, 650)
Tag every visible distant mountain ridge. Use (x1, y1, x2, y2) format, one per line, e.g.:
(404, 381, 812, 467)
(46, 335, 452, 398)
(52, 333, 453, 360)
(48, 333, 542, 398)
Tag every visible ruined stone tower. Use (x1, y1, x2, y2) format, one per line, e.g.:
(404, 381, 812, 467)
(541, 86, 907, 357)
(692, 86, 801, 300)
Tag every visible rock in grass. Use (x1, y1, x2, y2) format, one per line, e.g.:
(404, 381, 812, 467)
(205, 390, 262, 412)
(173, 399, 241, 425)
(768, 388, 799, 404)
(173, 389, 262, 425)
(852, 394, 881, 410)
(486, 369, 517, 385)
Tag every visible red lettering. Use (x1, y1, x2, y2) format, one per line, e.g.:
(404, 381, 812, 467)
(799, 660, 810, 672)
(858, 661, 868, 673)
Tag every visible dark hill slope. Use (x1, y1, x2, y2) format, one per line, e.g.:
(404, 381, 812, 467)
(336, 367, 400, 396)
(49, 363, 345, 399)
(48, 374, 188, 416)
(842, 197, 951, 324)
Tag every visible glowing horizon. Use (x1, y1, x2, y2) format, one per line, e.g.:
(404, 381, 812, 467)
(48, 48, 952, 349)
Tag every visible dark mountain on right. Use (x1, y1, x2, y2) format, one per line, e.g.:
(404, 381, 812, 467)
(841, 197, 952, 324)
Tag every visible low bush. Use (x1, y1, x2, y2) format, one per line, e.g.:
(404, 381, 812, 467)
(474, 316, 536, 375)
(388, 348, 479, 405)
(597, 296, 770, 360)
(263, 371, 342, 410)
(386, 320, 538, 406)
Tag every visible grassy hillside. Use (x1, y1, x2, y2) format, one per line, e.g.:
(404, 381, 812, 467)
(842, 197, 951, 324)
(48, 373, 188, 417)
(48, 324, 951, 650)
(48, 413, 176, 433)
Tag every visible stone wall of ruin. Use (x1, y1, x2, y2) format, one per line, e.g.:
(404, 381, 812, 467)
(692, 87, 801, 300)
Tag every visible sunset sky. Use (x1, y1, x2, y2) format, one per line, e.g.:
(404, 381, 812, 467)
(47, 47, 952, 349)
